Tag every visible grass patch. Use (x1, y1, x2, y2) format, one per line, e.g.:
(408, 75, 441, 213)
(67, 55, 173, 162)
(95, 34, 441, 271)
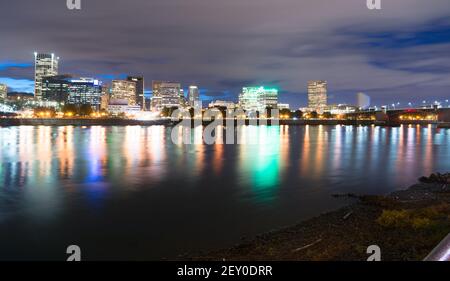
(377, 203, 450, 229)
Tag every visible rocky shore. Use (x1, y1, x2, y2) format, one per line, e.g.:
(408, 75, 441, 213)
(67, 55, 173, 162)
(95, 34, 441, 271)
(184, 173, 450, 261)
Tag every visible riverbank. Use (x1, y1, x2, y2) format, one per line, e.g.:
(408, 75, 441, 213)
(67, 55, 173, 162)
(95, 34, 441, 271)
(184, 174, 450, 261)
(438, 122, 450, 128)
(0, 118, 172, 126)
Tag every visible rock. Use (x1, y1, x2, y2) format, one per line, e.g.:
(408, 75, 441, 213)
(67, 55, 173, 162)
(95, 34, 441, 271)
(418, 173, 450, 184)
(419, 176, 430, 183)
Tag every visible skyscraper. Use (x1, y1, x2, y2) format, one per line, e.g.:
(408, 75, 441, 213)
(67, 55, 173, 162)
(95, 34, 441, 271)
(34, 52, 59, 100)
(180, 89, 186, 107)
(126, 76, 145, 109)
(188, 85, 201, 108)
(151, 81, 182, 111)
(111, 80, 137, 106)
(239, 86, 278, 112)
(0, 83, 7, 101)
(308, 80, 327, 112)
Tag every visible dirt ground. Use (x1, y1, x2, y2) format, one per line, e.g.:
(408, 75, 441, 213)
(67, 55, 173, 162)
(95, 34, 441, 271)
(183, 176, 450, 261)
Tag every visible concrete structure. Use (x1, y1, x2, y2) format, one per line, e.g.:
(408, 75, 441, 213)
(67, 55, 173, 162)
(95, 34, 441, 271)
(209, 100, 236, 109)
(151, 81, 182, 111)
(34, 52, 59, 100)
(239, 86, 278, 112)
(108, 98, 141, 115)
(438, 108, 450, 122)
(278, 103, 290, 110)
(308, 80, 327, 112)
(112, 80, 137, 106)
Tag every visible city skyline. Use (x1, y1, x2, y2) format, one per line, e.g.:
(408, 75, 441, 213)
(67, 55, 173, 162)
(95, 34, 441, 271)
(0, 1, 449, 109)
(2, 50, 449, 111)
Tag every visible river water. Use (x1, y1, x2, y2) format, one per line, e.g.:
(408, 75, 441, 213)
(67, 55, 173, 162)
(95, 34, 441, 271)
(0, 125, 449, 260)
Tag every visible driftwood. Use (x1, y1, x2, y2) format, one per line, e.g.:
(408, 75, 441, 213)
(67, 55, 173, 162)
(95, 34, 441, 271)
(332, 193, 360, 199)
(343, 211, 353, 220)
(292, 239, 322, 253)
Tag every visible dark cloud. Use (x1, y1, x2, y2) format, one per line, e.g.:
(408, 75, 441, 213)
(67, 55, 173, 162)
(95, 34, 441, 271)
(1, 0, 450, 107)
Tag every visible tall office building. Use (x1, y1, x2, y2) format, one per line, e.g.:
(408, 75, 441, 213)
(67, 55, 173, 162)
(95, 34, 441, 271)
(0, 83, 7, 100)
(180, 89, 186, 107)
(127, 76, 145, 109)
(188, 85, 201, 108)
(34, 52, 59, 100)
(151, 81, 182, 111)
(42, 75, 72, 103)
(67, 78, 103, 109)
(239, 86, 278, 112)
(42, 76, 102, 109)
(308, 80, 327, 111)
(111, 80, 137, 106)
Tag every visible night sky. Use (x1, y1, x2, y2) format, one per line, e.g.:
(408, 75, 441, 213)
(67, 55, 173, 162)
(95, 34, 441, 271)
(0, 0, 449, 108)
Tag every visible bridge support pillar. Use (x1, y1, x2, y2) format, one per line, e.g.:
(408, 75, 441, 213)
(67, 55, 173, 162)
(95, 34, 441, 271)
(438, 109, 450, 122)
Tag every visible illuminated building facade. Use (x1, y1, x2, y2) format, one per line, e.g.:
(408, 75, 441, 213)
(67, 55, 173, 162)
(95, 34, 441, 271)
(127, 76, 145, 109)
(6, 93, 34, 102)
(34, 52, 59, 100)
(325, 104, 358, 115)
(151, 81, 182, 111)
(108, 98, 141, 115)
(0, 83, 7, 100)
(239, 86, 278, 112)
(277, 103, 290, 110)
(188, 85, 201, 108)
(42, 76, 102, 109)
(42, 75, 71, 103)
(208, 100, 236, 109)
(308, 80, 327, 112)
(101, 86, 110, 111)
(67, 78, 102, 109)
(112, 80, 137, 106)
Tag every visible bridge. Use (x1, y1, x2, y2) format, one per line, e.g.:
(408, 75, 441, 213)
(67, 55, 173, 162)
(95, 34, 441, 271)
(347, 107, 450, 123)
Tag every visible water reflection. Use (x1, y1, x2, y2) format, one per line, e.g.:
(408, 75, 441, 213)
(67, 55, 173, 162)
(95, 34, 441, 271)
(0, 125, 449, 195)
(238, 126, 282, 203)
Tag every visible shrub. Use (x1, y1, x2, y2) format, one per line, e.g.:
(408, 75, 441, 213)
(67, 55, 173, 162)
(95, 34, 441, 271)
(377, 210, 410, 228)
(376, 204, 450, 229)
